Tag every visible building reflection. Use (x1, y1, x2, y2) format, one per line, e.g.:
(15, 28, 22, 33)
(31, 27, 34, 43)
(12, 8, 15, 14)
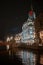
(16, 50, 36, 65)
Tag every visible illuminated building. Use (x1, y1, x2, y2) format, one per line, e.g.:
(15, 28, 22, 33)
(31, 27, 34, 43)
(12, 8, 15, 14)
(14, 33, 22, 43)
(15, 7, 36, 45)
(21, 8, 36, 44)
(6, 36, 13, 42)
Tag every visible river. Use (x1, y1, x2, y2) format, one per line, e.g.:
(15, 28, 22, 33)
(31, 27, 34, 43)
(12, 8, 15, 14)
(15, 49, 43, 65)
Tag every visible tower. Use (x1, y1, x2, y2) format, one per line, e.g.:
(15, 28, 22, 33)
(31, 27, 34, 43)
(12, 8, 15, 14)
(21, 5, 36, 45)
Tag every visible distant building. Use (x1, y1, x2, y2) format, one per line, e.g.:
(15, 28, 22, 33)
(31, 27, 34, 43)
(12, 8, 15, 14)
(14, 33, 22, 43)
(21, 8, 36, 45)
(14, 6, 36, 45)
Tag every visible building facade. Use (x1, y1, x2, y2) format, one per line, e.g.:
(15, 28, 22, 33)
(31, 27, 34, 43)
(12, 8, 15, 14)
(21, 10, 36, 45)
(14, 7, 36, 45)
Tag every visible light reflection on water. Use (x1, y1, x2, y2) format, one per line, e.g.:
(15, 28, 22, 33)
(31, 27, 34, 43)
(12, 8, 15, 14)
(16, 50, 37, 65)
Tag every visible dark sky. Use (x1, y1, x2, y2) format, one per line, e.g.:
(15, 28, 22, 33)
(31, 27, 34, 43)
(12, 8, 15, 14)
(0, 0, 43, 40)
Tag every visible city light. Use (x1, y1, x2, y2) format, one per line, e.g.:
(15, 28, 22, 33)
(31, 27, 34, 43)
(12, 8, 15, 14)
(6, 37, 10, 42)
(6, 36, 13, 42)
(39, 30, 43, 43)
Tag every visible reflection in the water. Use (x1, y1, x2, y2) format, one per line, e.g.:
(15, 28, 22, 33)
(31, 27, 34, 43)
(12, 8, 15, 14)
(40, 55, 43, 65)
(16, 50, 37, 65)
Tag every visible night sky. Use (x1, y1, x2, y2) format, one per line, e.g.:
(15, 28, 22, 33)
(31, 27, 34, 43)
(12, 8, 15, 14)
(0, 0, 43, 40)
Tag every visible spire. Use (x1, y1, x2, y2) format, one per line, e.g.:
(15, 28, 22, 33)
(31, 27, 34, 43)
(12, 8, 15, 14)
(31, 4, 33, 11)
(28, 4, 36, 20)
(30, 0, 33, 10)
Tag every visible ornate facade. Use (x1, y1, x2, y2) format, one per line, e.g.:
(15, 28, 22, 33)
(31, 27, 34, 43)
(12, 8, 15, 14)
(21, 10, 36, 44)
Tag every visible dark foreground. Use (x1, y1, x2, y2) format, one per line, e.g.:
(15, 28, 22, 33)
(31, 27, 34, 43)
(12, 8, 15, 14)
(0, 54, 23, 65)
(0, 45, 43, 65)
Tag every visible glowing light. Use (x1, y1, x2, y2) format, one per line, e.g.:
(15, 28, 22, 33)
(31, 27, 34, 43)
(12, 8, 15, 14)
(6, 37, 10, 42)
(10, 36, 13, 40)
(29, 11, 33, 16)
(6, 45, 9, 50)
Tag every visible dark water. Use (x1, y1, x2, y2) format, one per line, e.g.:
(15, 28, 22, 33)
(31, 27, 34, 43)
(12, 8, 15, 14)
(0, 54, 23, 65)
(15, 50, 43, 65)
(0, 49, 43, 65)
(16, 50, 36, 65)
